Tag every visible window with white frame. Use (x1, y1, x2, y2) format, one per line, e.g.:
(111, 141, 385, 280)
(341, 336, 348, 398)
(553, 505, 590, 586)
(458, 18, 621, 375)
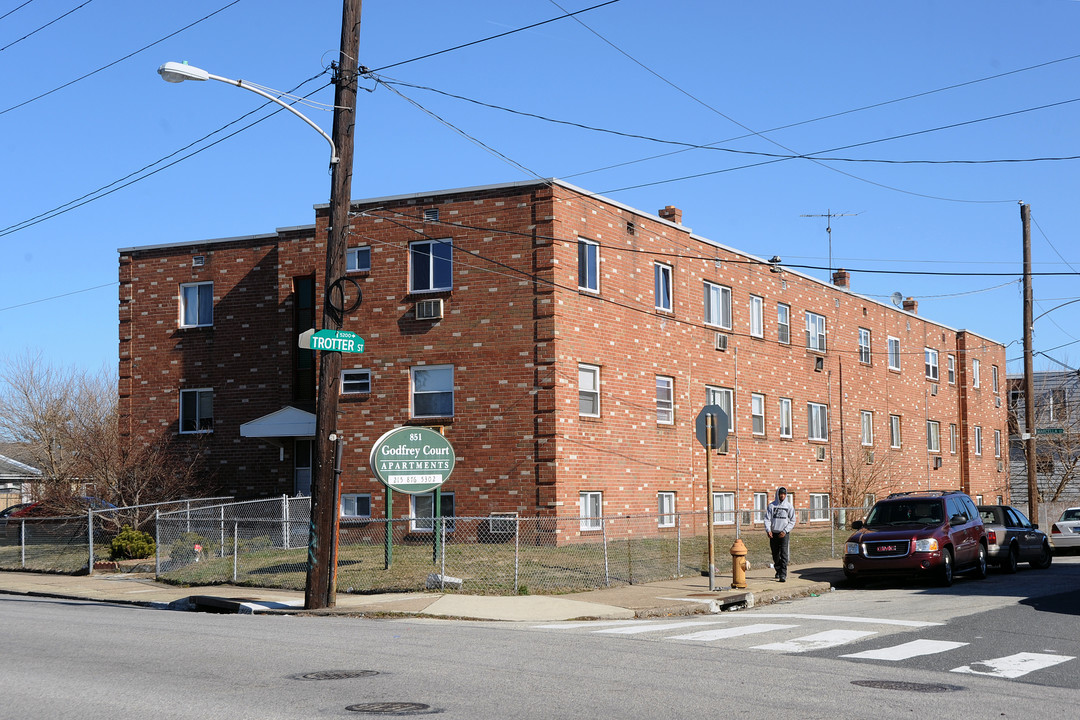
(579, 364, 600, 417)
(654, 263, 672, 312)
(658, 492, 676, 528)
(925, 348, 939, 381)
(703, 281, 732, 329)
(972, 359, 981, 388)
(995, 429, 1002, 458)
(889, 414, 901, 448)
(947, 354, 956, 384)
(805, 312, 826, 352)
(779, 397, 793, 438)
(810, 493, 829, 522)
(888, 337, 901, 371)
(179, 388, 213, 433)
(858, 328, 872, 365)
(410, 239, 453, 293)
(950, 423, 957, 454)
(706, 386, 734, 451)
(751, 393, 765, 435)
(749, 295, 764, 338)
(861, 410, 873, 446)
(294, 439, 311, 496)
(974, 425, 983, 455)
(340, 493, 371, 518)
(992, 365, 999, 393)
(754, 492, 768, 523)
(340, 369, 371, 394)
(807, 402, 829, 441)
(411, 492, 454, 532)
(346, 246, 371, 272)
(927, 420, 941, 453)
(578, 238, 599, 292)
(777, 303, 791, 344)
(713, 491, 735, 525)
(411, 365, 453, 418)
(656, 375, 674, 425)
(580, 491, 602, 530)
(179, 281, 213, 328)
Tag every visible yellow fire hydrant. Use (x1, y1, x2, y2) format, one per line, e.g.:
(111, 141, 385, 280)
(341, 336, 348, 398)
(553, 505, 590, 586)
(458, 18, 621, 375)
(730, 538, 748, 589)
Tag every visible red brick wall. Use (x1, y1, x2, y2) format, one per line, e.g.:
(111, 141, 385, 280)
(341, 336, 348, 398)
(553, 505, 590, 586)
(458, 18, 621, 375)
(118, 180, 1008, 525)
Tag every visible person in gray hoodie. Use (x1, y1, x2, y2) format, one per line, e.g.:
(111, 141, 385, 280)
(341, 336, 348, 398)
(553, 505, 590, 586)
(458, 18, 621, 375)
(764, 486, 796, 582)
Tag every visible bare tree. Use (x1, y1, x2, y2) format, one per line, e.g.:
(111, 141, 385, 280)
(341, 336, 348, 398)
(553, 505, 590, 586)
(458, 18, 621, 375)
(0, 351, 211, 525)
(837, 443, 894, 521)
(1008, 370, 1080, 503)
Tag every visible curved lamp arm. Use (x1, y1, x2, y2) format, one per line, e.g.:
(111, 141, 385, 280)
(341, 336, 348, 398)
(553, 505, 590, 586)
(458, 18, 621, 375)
(158, 61, 338, 164)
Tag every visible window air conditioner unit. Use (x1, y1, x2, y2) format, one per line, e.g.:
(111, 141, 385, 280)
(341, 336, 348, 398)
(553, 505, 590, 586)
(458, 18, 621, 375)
(192, 255, 205, 267)
(415, 298, 444, 320)
(995, 396, 1002, 408)
(930, 384, 938, 396)
(483, 512, 518, 543)
(865, 451, 874, 465)
(933, 456, 943, 469)
(714, 333, 728, 351)
(997, 461, 1004, 472)
(815, 446, 826, 462)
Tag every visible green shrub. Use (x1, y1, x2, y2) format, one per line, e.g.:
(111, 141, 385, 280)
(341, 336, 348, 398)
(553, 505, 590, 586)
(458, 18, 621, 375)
(110, 525, 156, 560)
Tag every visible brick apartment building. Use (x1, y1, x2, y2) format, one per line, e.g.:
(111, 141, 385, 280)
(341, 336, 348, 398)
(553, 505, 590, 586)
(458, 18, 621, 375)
(117, 178, 1009, 532)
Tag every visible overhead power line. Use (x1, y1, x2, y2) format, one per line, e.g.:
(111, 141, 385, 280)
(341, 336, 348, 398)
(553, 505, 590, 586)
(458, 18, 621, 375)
(0, 0, 95, 53)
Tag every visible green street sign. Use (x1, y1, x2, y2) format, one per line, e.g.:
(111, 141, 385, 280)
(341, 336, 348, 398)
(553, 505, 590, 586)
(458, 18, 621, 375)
(298, 328, 364, 354)
(1036, 428, 1064, 435)
(369, 426, 456, 495)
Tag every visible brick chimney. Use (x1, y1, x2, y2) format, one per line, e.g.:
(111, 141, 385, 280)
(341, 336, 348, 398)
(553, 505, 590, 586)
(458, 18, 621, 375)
(832, 268, 850, 289)
(903, 297, 919, 315)
(659, 205, 682, 224)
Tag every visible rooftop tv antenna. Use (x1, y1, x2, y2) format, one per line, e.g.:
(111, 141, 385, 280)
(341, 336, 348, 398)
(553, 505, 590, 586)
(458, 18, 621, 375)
(801, 210, 860, 278)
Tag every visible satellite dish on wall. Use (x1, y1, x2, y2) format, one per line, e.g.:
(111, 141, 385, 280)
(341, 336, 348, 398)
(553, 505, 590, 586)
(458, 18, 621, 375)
(890, 292, 903, 308)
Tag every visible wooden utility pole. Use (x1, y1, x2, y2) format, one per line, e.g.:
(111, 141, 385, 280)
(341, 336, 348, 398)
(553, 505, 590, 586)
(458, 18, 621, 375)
(1021, 202, 1039, 527)
(306, 0, 363, 610)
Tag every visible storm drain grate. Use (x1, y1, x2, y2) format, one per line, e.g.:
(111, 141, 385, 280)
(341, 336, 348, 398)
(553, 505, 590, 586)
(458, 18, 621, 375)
(345, 702, 432, 715)
(296, 670, 380, 681)
(852, 680, 962, 693)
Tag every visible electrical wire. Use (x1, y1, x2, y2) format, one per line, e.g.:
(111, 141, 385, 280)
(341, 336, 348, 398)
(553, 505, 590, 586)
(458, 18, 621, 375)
(0, 0, 37, 24)
(0, 0, 244, 117)
(0, 282, 116, 313)
(0, 0, 95, 53)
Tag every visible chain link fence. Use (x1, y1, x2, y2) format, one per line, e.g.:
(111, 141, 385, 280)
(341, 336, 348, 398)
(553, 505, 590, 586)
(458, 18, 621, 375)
(0, 497, 232, 573)
(154, 500, 875, 595)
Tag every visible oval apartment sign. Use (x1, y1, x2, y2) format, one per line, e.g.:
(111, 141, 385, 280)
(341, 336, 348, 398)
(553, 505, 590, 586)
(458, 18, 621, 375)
(369, 426, 456, 495)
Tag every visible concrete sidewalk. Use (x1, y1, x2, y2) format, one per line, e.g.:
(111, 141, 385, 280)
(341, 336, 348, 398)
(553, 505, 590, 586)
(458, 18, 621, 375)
(0, 562, 845, 622)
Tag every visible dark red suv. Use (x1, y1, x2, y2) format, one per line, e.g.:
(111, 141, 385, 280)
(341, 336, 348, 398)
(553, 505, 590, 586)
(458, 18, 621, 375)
(844, 491, 988, 586)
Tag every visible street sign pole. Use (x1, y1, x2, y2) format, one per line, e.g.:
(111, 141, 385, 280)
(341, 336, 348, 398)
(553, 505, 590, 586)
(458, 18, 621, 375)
(706, 414, 716, 591)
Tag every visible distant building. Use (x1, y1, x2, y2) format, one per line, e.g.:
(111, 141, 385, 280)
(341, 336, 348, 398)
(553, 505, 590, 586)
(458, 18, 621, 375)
(1008, 370, 1080, 502)
(0, 444, 40, 505)
(118, 179, 1009, 537)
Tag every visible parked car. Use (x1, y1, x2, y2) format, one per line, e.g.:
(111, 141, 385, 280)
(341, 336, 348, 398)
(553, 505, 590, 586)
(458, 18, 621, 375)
(0, 503, 32, 518)
(844, 490, 988, 587)
(1050, 507, 1080, 554)
(2, 497, 117, 539)
(976, 505, 1052, 572)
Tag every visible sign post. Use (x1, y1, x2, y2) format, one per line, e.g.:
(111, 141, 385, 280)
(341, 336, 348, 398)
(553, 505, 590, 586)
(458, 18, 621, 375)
(696, 405, 729, 591)
(369, 426, 457, 569)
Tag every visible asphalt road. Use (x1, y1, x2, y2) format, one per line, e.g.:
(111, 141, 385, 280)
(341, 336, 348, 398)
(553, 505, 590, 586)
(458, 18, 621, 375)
(2, 557, 1076, 719)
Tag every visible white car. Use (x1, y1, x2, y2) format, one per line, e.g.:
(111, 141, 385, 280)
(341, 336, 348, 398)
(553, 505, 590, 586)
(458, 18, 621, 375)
(1050, 507, 1080, 553)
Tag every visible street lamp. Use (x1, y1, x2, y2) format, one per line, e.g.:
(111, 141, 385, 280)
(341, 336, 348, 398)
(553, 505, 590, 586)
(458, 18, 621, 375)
(157, 61, 338, 164)
(158, 44, 362, 611)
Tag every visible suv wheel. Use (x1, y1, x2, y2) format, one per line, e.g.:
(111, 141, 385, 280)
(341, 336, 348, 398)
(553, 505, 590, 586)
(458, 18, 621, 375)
(1003, 545, 1018, 573)
(973, 543, 988, 580)
(1031, 541, 1053, 570)
(939, 548, 954, 587)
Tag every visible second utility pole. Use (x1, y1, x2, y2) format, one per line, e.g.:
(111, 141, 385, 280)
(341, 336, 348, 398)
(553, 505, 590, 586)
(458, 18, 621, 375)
(306, 0, 363, 611)
(1021, 202, 1039, 528)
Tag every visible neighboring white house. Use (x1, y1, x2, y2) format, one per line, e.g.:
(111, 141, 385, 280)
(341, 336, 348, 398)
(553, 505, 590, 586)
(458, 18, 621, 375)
(0, 445, 41, 506)
(1008, 370, 1080, 504)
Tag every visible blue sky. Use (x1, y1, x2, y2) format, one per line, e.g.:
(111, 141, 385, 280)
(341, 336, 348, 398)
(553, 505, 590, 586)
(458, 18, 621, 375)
(2, 0, 1079, 378)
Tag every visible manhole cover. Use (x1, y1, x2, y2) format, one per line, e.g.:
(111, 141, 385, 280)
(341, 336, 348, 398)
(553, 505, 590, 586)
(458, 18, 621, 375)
(852, 680, 962, 693)
(345, 702, 432, 715)
(296, 670, 380, 681)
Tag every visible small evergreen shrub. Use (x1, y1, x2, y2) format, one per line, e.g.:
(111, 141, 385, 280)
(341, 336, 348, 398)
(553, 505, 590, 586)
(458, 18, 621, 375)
(109, 525, 156, 560)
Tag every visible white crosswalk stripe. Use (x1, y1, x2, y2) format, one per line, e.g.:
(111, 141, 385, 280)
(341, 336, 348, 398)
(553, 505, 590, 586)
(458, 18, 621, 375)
(951, 652, 1075, 679)
(841, 639, 969, 661)
(667, 623, 798, 642)
(593, 620, 725, 635)
(752, 629, 877, 653)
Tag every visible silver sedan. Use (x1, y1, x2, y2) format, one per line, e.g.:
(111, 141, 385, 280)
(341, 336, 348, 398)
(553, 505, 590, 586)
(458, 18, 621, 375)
(1051, 507, 1080, 553)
